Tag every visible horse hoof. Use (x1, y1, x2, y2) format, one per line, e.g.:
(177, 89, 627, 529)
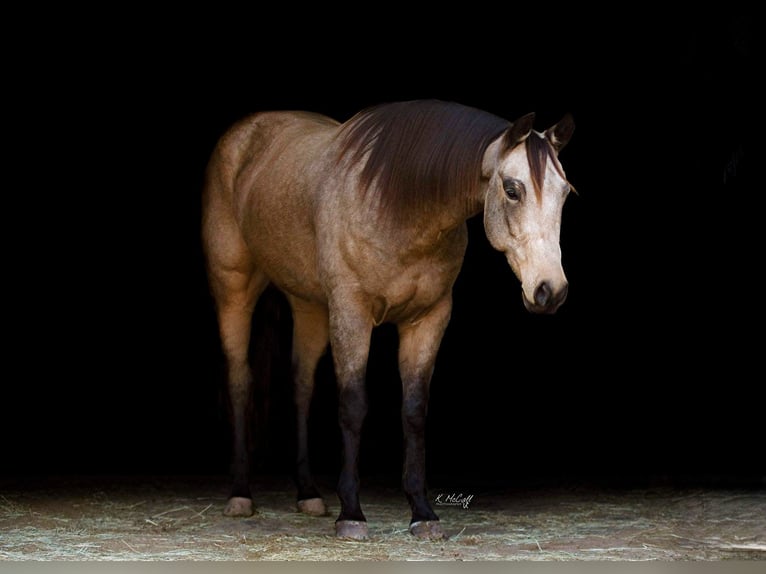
(297, 497, 327, 516)
(409, 520, 445, 540)
(335, 520, 369, 540)
(223, 496, 254, 517)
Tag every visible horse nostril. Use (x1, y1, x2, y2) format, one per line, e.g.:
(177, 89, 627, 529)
(534, 282, 552, 307)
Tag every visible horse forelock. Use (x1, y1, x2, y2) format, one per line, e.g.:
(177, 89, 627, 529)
(525, 133, 555, 203)
(336, 100, 510, 221)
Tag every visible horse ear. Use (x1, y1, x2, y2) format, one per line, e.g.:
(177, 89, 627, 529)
(502, 112, 536, 150)
(545, 113, 575, 153)
(483, 113, 536, 177)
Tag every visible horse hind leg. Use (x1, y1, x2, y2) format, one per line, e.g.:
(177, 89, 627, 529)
(209, 268, 269, 517)
(289, 297, 330, 516)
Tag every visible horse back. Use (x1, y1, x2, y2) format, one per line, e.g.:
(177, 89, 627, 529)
(208, 110, 339, 194)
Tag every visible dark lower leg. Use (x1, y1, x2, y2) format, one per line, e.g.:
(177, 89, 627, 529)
(230, 417, 252, 500)
(228, 366, 253, 501)
(336, 382, 368, 523)
(295, 382, 321, 501)
(402, 388, 439, 524)
(223, 361, 256, 517)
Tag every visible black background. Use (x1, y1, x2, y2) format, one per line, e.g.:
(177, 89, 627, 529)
(4, 8, 761, 488)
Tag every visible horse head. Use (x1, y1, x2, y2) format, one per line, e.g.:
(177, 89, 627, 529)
(482, 112, 575, 314)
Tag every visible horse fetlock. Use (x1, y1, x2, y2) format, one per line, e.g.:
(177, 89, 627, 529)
(409, 520, 445, 540)
(335, 519, 369, 540)
(297, 497, 328, 516)
(223, 496, 254, 517)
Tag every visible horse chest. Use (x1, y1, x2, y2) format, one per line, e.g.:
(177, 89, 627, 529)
(372, 268, 449, 325)
(362, 251, 462, 325)
(328, 226, 467, 325)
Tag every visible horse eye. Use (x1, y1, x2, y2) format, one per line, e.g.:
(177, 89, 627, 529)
(503, 179, 521, 201)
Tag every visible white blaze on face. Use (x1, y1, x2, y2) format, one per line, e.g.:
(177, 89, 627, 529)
(483, 134, 571, 313)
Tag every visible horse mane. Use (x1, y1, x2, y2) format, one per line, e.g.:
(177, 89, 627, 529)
(336, 99, 511, 221)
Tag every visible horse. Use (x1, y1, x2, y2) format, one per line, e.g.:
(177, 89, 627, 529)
(201, 99, 575, 540)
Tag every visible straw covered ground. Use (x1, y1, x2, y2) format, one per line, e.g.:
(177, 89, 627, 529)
(1, 475, 764, 561)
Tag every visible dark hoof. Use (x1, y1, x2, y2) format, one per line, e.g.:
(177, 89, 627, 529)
(297, 497, 327, 516)
(223, 496, 254, 517)
(410, 520, 445, 540)
(335, 520, 369, 540)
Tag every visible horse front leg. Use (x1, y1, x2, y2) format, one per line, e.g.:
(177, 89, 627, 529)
(397, 296, 452, 540)
(328, 298, 373, 540)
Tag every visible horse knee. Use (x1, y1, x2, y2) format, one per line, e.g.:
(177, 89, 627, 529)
(338, 384, 367, 430)
(402, 396, 427, 434)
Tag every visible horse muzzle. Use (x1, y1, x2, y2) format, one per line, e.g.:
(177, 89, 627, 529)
(522, 280, 568, 314)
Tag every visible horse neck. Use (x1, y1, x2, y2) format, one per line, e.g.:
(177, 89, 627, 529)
(433, 181, 487, 230)
(382, 183, 486, 251)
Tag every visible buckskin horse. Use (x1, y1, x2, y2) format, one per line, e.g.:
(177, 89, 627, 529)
(202, 99, 576, 540)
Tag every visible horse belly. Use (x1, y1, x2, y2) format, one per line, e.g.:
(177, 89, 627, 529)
(259, 245, 325, 304)
(241, 204, 325, 304)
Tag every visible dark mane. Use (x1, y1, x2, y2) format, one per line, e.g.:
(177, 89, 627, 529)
(337, 100, 510, 220)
